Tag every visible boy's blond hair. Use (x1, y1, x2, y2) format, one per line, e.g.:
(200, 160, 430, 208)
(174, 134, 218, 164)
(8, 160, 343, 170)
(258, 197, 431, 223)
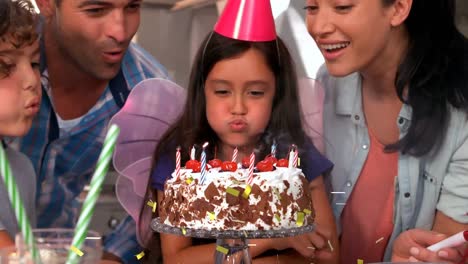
(0, 0, 38, 48)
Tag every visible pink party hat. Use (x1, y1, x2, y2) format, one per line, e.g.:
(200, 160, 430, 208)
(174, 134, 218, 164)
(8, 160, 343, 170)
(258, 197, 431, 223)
(214, 0, 276, 42)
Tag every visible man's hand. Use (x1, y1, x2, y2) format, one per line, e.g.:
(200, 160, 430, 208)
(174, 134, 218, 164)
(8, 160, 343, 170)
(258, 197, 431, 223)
(391, 229, 463, 263)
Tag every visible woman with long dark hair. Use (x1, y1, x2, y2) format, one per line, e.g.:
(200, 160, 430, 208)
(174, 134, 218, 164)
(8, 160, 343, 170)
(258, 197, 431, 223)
(306, 0, 468, 262)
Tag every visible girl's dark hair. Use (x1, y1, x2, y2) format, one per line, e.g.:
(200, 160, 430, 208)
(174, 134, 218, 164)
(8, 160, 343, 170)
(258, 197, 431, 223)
(0, 0, 38, 48)
(152, 32, 312, 166)
(383, 0, 468, 156)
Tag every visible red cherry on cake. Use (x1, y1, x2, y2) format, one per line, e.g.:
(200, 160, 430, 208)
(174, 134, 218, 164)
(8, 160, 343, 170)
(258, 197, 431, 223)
(241, 156, 250, 168)
(191, 162, 202, 173)
(185, 159, 199, 170)
(276, 158, 289, 167)
(208, 159, 222, 168)
(256, 160, 274, 172)
(221, 161, 237, 172)
(264, 156, 278, 165)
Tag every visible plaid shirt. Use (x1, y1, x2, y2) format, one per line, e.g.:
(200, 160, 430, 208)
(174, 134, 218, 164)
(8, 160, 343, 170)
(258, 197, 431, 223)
(9, 41, 169, 263)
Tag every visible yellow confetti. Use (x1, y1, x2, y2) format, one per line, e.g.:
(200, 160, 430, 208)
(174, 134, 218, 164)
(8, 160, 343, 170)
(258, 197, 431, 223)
(70, 245, 84, 257)
(357, 259, 364, 264)
(185, 177, 194, 184)
(146, 200, 157, 213)
(303, 209, 312, 215)
(226, 187, 240, 197)
(274, 214, 281, 222)
(242, 185, 252, 199)
(296, 212, 305, 227)
(181, 228, 186, 235)
(135, 251, 145, 260)
(207, 212, 216, 220)
(298, 157, 301, 166)
(243, 230, 248, 237)
(216, 245, 229, 255)
(273, 188, 281, 200)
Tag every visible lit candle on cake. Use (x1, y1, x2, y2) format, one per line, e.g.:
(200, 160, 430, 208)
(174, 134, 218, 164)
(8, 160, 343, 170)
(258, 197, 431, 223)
(247, 152, 255, 185)
(175, 146, 181, 180)
(293, 145, 298, 168)
(288, 147, 294, 169)
(200, 142, 209, 184)
(232, 147, 238, 163)
(190, 145, 196, 160)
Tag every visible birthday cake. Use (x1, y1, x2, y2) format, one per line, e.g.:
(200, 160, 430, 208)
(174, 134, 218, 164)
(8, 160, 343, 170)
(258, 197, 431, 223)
(159, 155, 314, 230)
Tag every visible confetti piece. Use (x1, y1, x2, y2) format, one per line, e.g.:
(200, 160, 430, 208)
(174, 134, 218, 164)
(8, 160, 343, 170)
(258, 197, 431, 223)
(375, 237, 384, 244)
(185, 177, 194, 184)
(296, 212, 305, 227)
(216, 245, 229, 255)
(135, 251, 145, 260)
(248, 244, 257, 247)
(331, 191, 346, 194)
(273, 188, 281, 200)
(181, 228, 186, 235)
(231, 219, 246, 224)
(227, 187, 240, 197)
(303, 209, 312, 215)
(357, 259, 364, 264)
(335, 202, 346, 205)
(146, 200, 157, 213)
(242, 185, 252, 199)
(70, 245, 84, 257)
(298, 157, 301, 166)
(243, 230, 248, 237)
(327, 240, 334, 252)
(207, 212, 216, 220)
(274, 214, 281, 222)
(307, 246, 316, 250)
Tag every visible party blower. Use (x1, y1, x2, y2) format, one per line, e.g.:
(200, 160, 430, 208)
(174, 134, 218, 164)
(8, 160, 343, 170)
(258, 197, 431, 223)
(427, 230, 468, 252)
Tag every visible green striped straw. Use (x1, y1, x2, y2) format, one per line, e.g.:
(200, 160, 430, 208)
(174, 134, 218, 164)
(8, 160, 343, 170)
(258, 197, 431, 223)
(66, 124, 120, 264)
(0, 144, 41, 263)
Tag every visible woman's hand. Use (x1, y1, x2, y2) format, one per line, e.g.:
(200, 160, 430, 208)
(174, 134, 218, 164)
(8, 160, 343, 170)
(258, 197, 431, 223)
(272, 224, 334, 261)
(391, 229, 464, 263)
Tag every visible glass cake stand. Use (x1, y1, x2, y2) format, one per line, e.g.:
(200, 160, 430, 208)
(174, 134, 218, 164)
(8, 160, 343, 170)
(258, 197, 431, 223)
(151, 217, 315, 264)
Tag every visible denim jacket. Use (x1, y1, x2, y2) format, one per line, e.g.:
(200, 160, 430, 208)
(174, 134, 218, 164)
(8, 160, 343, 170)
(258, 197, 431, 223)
(317, 67, 468, 260)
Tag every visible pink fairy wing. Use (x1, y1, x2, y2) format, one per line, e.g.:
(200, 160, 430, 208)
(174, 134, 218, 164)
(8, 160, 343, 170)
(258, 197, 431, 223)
(109, 78, 186, 245)
(298, 78, 325, 153)
(115, 157, 154, 245)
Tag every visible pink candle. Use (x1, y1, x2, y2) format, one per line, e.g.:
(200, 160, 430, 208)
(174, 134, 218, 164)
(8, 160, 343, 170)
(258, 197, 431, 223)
(175, 146, 181, 180)
(293, 148, 298, 168)
(247, 152, 255, 185)
(232, 147, 238, 163)
(288, 150, 294, 169)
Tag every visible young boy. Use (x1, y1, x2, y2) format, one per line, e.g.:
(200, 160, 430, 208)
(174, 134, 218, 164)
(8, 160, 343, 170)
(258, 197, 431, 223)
(0, 0, 40, 248)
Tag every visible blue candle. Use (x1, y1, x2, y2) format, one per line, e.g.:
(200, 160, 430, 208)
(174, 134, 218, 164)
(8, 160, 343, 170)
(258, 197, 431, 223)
(200, 142, 209, 184)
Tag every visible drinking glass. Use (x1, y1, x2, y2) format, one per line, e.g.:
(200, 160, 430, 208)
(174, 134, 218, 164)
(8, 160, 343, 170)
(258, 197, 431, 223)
(12, 228, 103, 264)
